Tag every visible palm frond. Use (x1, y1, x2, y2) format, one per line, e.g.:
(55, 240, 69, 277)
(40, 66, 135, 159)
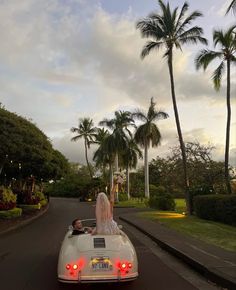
(195, 49, 222, 70)
(226, 0, 236, 15)
(175, 2, 189, 32)
(213, 25, 236, 49)
(136, 18, 165, 40)
(141, 41, 164, 59)
(212, 61, 225, 91)
(179, 35, 208, 46)
(71, 135, 82, 142)
(176, 11, 203, 35)
(99, 118, 114, 129)
(132, 110, 148, 122)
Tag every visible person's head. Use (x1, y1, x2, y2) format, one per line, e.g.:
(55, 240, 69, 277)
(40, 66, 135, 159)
(95, 192, 111, 222)
(72, 219, 83, 230)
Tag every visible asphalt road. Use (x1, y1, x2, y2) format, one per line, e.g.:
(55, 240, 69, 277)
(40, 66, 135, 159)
(0, 197, 198, 290)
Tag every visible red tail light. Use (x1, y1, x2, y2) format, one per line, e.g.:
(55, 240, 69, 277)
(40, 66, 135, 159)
(73, 264, 78, 270)
(121, 263, 126, 269)
(66, 264, 70, 270)
(128, 263, 132, 268)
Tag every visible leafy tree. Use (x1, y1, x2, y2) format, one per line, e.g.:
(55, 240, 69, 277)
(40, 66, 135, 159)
(0, 107, 69, 185)
(136, 0, 207, 214)
(133, 98, 168, 198)
(71, 118, 97, 179)
(149, 142, 226, 197)
(99, 110, 135, 172)
(195, 25, 236, 194)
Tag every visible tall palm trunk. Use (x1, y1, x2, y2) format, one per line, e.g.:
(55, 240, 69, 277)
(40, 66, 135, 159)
(84, 139, 93, 179)
(126, 166, 130, 199)
(114, 153, 119, 172)
(168, 49, 191, 214)
(144, 142, 149, 198)
(225, 59, 232, 194)
(109, 162, 114, 195)
(114, 153, 119, 202)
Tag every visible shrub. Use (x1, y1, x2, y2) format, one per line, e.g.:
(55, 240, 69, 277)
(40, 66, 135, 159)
(171, 188, 185, 198)
(149, 193, 176, 211)
(0, 186, 17, 210)
(34, 191, 45, 201)
(0, 207, 22, 219)
(40, 199, 48, 207)
(118, 193, 128, 201)
(18, 203, 41, 213)
(15, 190, 40, 205)
(150, 185, 169, 197)
(193, 194, 236, 226)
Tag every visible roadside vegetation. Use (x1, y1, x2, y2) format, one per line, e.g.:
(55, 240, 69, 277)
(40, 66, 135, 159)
(138, 210, 236, 252)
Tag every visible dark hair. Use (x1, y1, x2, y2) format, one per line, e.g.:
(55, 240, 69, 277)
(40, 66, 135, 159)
(72, 219, 81, 227)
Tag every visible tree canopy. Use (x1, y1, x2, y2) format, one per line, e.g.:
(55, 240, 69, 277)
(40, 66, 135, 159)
(0, 106, 69, 182)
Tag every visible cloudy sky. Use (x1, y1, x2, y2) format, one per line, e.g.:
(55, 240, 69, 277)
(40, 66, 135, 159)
(0, 0, 235, 166)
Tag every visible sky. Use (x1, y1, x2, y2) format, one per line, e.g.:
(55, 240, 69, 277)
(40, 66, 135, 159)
(0, 0, 235, 166)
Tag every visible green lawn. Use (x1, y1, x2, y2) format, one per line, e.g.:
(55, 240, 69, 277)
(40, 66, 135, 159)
(174, 198, 186, 213)
(138, 211, 236, 252)
(117, 198, 186, 211)
(116, 198, 147, 208)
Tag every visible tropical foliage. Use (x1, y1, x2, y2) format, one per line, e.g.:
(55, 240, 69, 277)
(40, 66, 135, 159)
(0, 107, 70, 185)
(195, 25, 236, 194)
(226, 0, 236, 14)
(71, 118, 97, 179)
(133, 98, 168, 198)
(136, 0, 207, 214)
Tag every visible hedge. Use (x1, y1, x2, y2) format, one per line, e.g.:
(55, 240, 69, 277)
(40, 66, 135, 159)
(193, 194, 236, 226)
(18, 203, 41, 213)
(149, 193, 176, 211)
(0, 207, 22, 219)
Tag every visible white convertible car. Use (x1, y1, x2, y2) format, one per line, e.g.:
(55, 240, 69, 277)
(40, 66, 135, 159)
(57, 219, 138, 283)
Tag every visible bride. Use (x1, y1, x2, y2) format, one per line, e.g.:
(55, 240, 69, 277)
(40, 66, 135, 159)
(92, 178, 122, 235)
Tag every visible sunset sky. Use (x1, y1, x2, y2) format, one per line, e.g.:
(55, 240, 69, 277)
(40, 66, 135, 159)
(0, 0, 235, 166)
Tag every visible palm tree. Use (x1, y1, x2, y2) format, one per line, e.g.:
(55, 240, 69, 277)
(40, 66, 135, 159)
(93, 128, 110, 180)
(226, 0, 236, 14)
(71, 118, 97, 179)
(93, 133, 116, 193)
(133, 98, 168, 199)
(136, 0, 207, 214)
(195, 25, 236, 194)
(121, 138, 143, 199)
(99, 110, 135, 172)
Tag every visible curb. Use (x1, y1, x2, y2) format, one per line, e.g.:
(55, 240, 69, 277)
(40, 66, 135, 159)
(119, 215, 236, 290)
(0, 203, 50, 237)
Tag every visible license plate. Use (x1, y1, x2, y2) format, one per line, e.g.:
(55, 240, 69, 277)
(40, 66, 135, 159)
(91, 257, 113, 271)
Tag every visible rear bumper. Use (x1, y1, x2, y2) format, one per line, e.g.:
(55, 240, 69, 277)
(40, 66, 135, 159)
(58, 272, 138, 284)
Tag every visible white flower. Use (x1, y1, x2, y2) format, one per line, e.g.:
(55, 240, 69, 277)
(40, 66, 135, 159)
(113, 172, 126, 184)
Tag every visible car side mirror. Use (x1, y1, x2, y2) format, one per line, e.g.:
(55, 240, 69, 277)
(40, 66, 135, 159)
(68, 225, 73, 231)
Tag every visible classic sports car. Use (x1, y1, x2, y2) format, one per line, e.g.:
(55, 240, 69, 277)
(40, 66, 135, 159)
(57, 219, 138, 283)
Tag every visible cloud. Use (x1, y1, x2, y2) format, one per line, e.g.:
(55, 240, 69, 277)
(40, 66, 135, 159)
(0, 0, 235, 166)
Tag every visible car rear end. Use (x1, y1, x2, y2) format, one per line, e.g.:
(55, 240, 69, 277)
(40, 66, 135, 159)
(58, 233, 138, 283)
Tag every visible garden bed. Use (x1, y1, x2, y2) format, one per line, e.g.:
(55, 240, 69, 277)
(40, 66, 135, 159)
(0, 207, 22, 219)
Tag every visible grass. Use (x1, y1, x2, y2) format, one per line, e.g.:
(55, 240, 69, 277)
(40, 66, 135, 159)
(117, 197, 236, 251)
(117, 198, 186, 211)
(138, 211, 236, 252)
(174, 198, 186, 213)
(116, 198, 148, 208)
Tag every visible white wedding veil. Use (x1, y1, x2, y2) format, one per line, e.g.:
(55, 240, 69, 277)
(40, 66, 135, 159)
(95, 192, 112, 223)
